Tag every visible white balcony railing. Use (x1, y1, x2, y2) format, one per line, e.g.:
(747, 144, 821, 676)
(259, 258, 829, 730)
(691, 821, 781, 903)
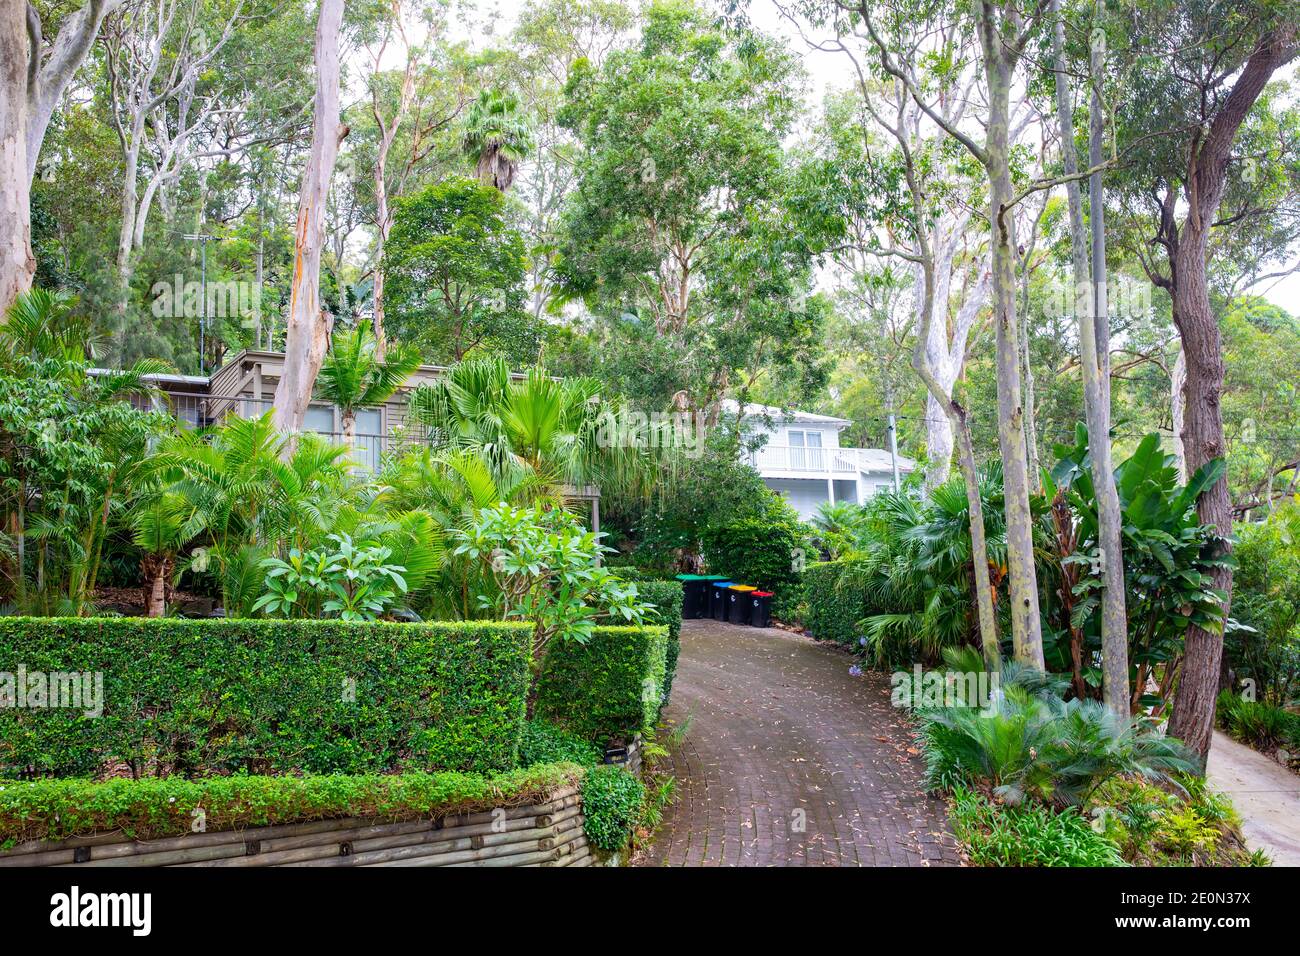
(751, 444, 860, 475)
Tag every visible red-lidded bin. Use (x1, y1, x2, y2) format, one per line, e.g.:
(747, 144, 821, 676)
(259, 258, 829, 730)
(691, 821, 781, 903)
(750, 591, 774, 628)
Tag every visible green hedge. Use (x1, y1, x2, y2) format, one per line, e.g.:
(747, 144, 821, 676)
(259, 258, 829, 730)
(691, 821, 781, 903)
(0, 618, 532, 778)
(629, 579, 683, 716)
(800, 559, 869, 646)
(700, 499, 811, 618)
(535, 625, 668, 743)
(581, 764, 645, 852)
(0, 764, 581, 848)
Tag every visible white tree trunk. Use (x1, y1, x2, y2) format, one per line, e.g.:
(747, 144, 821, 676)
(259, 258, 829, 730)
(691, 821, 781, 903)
(1171, 343, 1187, 480)
(0, 1, 35, 314)
(1051, 0, 1129, 714)
(272, 0, 347, 438)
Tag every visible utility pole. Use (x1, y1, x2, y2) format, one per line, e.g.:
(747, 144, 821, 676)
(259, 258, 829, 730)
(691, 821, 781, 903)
(885, 383, 901, 492)
(184, 232, 218, 374)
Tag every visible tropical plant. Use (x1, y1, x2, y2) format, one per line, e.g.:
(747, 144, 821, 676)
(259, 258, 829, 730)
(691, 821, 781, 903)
(1227, 502, 1300, 705)
(152, 413, 351, 612)
(0, 288, 172, 614)
(316, 321, 422, 452)
(1049, 430, 1233, 712)
(461, 88, 535, 192)
(848, 462, 1009, 666)
(254, 532, 409, 622)
(410, 356, 658, 502)
(130, 491, 189, 617)
(452, 501, 647, 659)
(919, 683, 1195, 808)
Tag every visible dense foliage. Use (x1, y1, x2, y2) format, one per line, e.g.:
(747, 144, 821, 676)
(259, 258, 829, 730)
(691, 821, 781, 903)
(580, 764, 646, 853)
(535, 625, 669, 742)
(0, 618, 532, 777)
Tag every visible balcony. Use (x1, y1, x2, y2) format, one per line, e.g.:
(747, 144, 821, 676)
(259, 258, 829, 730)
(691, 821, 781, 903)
(750, 444, 862, 476)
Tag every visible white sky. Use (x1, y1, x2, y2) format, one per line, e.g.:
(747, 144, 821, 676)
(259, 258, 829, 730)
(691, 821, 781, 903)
(434, 0, 1300, 316)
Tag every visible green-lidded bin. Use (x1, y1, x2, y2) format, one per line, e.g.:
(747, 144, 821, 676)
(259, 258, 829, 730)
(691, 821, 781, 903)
(728, 585, 757, 626)
(674, 574, 709, 619)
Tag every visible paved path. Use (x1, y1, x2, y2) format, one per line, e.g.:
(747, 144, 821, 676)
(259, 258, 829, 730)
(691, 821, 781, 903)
(638, 619, 960, 867)
(1206, 730, 1300, 866)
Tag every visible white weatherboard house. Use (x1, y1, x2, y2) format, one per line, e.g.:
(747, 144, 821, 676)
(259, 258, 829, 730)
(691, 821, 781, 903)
(721, 400, 915, 520)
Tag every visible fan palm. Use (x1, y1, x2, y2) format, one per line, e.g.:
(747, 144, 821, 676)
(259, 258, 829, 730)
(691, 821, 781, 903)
(316, 321, 422, 453)
(461, 89, 535, 192)
(408, 358, 657, 506)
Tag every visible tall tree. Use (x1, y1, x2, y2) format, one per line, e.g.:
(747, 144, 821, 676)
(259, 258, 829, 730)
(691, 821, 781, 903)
(1, 0, 121, 314)
(461, 88, 534, 192)
(272, 0, 347, 439)
(1113, 1, 1299, 762)
(1049, 0, 1128, 715)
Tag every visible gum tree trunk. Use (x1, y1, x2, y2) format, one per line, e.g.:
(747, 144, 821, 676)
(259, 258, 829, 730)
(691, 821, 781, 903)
(273, 0, 347, 439)
(1165, 25, 1298, 765)
(982, 29, 1044, 669)
(1051, 0, 1128, 714)
(0, 1, 34, 314)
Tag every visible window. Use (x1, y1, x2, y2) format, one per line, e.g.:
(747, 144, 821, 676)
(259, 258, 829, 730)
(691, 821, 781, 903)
(303, 405, 335, 435)
(788, 429, 823, 470)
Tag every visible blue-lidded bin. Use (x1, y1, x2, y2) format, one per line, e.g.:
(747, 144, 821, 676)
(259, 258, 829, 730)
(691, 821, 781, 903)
(710, 581, 734, 621)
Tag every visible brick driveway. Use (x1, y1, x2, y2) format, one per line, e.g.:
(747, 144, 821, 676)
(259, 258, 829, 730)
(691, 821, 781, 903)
(638, 619, 961, 867)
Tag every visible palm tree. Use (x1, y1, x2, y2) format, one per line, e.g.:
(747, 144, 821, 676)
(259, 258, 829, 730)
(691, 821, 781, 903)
(408, 357, 657, 503)
(131, 492, 188, 617)
(316, 321, 422, 454)
(153, 413, 350, 611)
(461, 89, 534, 192)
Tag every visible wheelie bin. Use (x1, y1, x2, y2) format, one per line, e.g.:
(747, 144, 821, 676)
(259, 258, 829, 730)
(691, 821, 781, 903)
(728, 584, 757, 625)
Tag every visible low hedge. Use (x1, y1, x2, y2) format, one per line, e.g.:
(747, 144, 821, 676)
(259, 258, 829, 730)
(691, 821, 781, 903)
(800, 559, 869, 646)
(0, 618, 532, 778)
(581, 764, 645, 853)
(535, 625, 668, 743)
(0, 764, 582, 848)
(948, 786, 1126, 867)
(629, 579, 683, 716)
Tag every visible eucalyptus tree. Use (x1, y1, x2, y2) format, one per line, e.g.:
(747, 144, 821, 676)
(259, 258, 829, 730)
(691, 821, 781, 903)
(554, 0, 818, 416)
(0, 0, 122, 314)
(1108, 0, 1300, 762)
(1048, 0, 1127, 715)
(272, 0, 347, 440)
(791, 55, 1002, 666)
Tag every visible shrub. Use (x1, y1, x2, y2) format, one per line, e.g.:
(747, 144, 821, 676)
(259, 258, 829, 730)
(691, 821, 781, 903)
(0, 617, 532, 777)
(948, 786, 1126, 867)
(625, 579, 684, 714)
(919, 686, 1194, 806)
(0, 764, 581, 848)
(535, 625, 668, 743)
(700, 496, 811, 617)
(518, 720, 602, 768)
(1216, 689, 1300, 752)
(581, 764, 645, 852)
(1223, 504, 1300, 705)
(800, 559, 869, 646)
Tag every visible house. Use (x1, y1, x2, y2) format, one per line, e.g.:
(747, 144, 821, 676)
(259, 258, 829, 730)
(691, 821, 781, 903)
(105, 348, 603, 526)
(720, 399, 914, 520)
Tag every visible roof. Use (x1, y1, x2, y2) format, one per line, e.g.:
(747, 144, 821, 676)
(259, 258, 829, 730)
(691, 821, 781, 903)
(719, 398, 852, 429)
(853, 448, 917, 473)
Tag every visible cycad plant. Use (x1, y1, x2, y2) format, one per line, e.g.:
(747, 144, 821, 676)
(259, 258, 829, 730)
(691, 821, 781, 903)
(316, 321, 421, 454)
(130, 491, 188, 617)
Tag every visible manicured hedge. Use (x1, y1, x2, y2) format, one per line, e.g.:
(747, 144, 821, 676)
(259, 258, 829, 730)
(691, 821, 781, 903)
(0, 618, 532, 778)
(629, 579, 683, 716)
(800, 559, 869, 646)
(581, 764, 645, 852)
(0, 764, 581, 848)
(535, 625, 668, 743)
